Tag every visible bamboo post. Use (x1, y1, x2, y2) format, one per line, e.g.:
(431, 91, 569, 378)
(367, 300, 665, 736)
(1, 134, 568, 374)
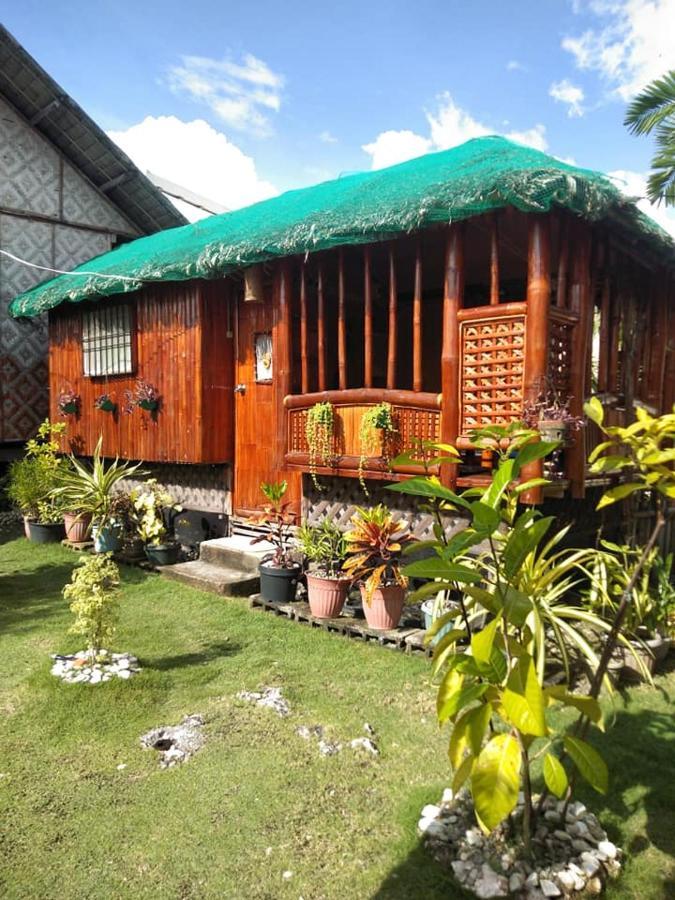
(317, 263, 326, 391)
(338, 248, 347, 390)
(556, 216, 570, 308)
(300, 261, 308, 393)
(275, 261, 293, 470)
(364, 246, 373, 388)
(441, 224, 464, 488)
(490, 214, 499, 306)
(387, 246, 397, 389)
(597, 275, 611, 393)
(521, 215, 552, 504)
(413, 240, 423, 390)
(566, 223, 592, 498)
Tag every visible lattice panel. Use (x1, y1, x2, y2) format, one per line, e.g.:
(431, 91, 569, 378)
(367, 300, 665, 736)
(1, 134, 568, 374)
(460, 314, 526, 431)
(548, 315, 573, 398)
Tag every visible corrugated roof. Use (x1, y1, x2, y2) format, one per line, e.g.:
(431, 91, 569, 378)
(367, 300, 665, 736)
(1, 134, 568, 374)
(0, 24, 187, 236)
(10, 134, 675, 318)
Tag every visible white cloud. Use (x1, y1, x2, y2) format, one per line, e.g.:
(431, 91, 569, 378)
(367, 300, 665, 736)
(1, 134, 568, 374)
(506, 60, 527, 72)
(362, 129, 432, 169)
(108, 116, 277, 221)
(319, 130, 338, 144)
(362, 93, 547, 170)
(563, 0, 675, 99)
(167, 52, 284, 136)
(608, 168, 675, 236)
(549, 79, 586, 117)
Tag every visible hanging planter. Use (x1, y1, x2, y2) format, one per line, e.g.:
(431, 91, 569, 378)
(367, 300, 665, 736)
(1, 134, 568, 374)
(58, 388, 80, 417)
(95, 393, 116, 413)
(305, 401, 334, 491)
(123, 379, 161, 414)
(358, 402, 396, 496)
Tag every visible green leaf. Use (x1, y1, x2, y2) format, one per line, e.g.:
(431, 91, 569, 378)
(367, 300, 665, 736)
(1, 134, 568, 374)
(470, 502, 501, 533)
(502, 655, 548, 736)
(388, 476, 471, 509)
(452, 753, 475, 793)
(513, 478, 551, 496)
(403, 559, 481, 583)
(475, 646, 508, 683)
(471, 734, 521, 832)
(437, 668, 463, 720)
(543, 753, 568, 799)
(438, 681, 489, 725)
(597, 483, 645, 509)
(502, 587, 533, 629)
(425, 611, 461, 646)
(471, 617, 499, 665)
(513, 441, 560, 475)
(544, 688, 604, 728)
(584, 396, 604, 426)
(482, 459, 516, 508)
(503, 516, 554, 579)
(564, 736, 608, 794)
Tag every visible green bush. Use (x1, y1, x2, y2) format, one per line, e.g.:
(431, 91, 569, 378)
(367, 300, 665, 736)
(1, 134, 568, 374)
(63, 554, 120, 659)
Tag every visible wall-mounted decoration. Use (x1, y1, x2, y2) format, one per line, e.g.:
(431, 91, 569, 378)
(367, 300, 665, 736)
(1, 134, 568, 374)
(58, 388, 80, 416)
(254, 332, 273, 383)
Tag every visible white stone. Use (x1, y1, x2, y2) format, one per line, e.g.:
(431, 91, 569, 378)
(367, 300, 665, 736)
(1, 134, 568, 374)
(117, 669, 132, 680)
(419, 818, 447, 839)
(580, 855, 600, 877)
(441, 788, 454, 805)
(451, 860, 467, 879)
(473, 864, 508, 899)
(116, 658, 130, 669)
(421, 804, 441, 820)
(116, 763, 127, 770)
(539, 879, 561, 897)
(509, 872, 525, 892)
(89, 670, 102, 684)
(282, 871, 293, 880)
(586, 876, 603, 895)
(525, 872, 539, 887)
(556, 871, 575, 891)
(350, 737, 379, 755)
(465, 828, 483, 846)
(597, 840, 617, 860)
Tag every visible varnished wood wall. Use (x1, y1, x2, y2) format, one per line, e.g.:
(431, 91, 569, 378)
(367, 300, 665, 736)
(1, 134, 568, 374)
(48, 280, 233, 463)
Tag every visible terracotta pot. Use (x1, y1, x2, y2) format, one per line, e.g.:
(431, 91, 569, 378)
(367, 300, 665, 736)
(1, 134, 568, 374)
(64, 512, 92, 543)
(360, 582, 406, 631)
(306, 573, 350, 619)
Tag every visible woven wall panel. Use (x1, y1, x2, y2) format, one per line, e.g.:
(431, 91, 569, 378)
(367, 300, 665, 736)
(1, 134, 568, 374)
(460, 314, 526, 432)
(548, 315, 573, 399)
(124, 463, 231, 515)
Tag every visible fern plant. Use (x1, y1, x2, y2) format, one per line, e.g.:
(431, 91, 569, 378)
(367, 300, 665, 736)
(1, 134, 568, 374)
(305, 402, 334, 491)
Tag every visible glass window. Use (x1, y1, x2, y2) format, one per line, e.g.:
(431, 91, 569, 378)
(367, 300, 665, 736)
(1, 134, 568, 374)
(82, 305, 133, 377)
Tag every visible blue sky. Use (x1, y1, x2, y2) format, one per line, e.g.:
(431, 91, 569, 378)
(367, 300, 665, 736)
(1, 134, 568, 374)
(4, 0, 675, 230)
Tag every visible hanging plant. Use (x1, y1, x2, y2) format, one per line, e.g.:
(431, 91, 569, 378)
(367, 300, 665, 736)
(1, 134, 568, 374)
(94, 393, 116, 413)
(305, 401, 334, 491)
(123, 379, 160, 414)
(358, 402, 396, 496)
(58, 388, 80, 416)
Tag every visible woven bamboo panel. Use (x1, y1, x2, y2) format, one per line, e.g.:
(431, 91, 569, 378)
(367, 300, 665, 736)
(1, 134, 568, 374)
(460, 314, 526, 431)
(548, 315, 573, 398)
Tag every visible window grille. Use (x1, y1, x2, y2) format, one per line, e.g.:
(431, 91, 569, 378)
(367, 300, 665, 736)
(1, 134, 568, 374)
(82, 305, 133, 376)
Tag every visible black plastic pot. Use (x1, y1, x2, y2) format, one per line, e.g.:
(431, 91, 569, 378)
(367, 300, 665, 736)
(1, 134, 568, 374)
(260, 562, 300, 603)
(28, 521, 66, 543)
(145, 543, 180, 566)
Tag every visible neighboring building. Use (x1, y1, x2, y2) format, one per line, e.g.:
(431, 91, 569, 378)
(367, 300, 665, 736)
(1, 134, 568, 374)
(9, 135, 675, 530)
(0, 25, 186, 446)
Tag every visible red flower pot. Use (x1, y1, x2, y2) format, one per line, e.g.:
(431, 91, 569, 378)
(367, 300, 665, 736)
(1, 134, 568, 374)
(64, 512, 92, 543)
(360, 583, 406, 631)
(306, 573, 350, 619)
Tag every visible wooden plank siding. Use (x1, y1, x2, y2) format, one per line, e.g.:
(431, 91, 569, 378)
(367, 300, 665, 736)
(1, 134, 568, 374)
(48, 279, 233, 463)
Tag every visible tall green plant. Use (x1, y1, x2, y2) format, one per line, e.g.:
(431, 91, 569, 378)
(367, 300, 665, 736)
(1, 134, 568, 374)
(305, 402, 334, 491)
(7, 419, 68, 522)
(358, 403, 396, 496)
(388, 430, 608, 852)
(51, 437, 145, 529)
(298, 519, 347, 578)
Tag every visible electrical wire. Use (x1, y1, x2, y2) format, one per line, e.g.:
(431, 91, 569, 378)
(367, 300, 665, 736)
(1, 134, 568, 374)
(0, 248, 142, 282)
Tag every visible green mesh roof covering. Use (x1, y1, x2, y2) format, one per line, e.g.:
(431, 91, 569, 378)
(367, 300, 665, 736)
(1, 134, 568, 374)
(10, 135, 675, 317)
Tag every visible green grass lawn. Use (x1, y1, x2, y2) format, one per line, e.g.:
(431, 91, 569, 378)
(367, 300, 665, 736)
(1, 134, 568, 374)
(0, 533, 673, 899)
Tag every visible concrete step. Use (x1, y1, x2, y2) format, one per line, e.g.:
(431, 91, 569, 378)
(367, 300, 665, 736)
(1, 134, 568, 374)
(198, 536, 273, 573)
(160, 560, 260, 596)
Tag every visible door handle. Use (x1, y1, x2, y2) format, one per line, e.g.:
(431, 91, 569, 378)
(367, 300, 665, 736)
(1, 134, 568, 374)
(234, 383, 247, 394)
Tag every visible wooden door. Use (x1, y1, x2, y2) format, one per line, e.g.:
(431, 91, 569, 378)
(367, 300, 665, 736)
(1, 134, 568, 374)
(233, 296, 277, 516)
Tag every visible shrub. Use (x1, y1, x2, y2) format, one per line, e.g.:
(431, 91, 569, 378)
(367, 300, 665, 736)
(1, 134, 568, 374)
(63, 554, 120, 659)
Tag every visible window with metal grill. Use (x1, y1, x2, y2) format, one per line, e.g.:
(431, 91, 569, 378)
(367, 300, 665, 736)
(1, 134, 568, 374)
(82, 305, 134, 377)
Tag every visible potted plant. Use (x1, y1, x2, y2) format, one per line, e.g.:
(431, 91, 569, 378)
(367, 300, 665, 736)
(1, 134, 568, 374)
(50, 437, 144, 553)
(358, 402, 396, 495)
(252, 481, 300, 603)
(298, 519, 349, 618)
(7, 420, 68, 542)
(522, 386, 584, 477)
(94, 392, 116, 413)
(342, 504, 412, 630)
(58, 388, 80, 416)
(124, 379, 160, 414)
(305, 401, 334, 490)
(130, 479, 181, 565)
